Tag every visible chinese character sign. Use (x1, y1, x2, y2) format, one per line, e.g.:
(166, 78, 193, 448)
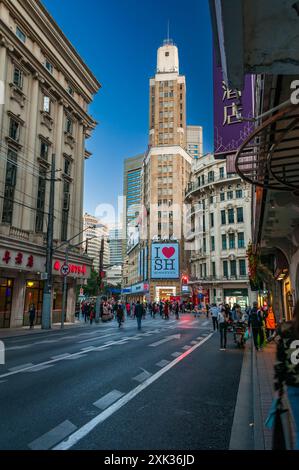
(151, 243, 179, 279)
(213, 52, 255, 159)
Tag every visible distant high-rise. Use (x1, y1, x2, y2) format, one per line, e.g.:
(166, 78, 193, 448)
(123, 154, 144, 255)
(83, 213, 109, 271)
(187, 125, 203, 159)
(109, 227, 123, 266)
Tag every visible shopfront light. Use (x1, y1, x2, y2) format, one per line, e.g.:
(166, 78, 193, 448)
(27, 281, 34, 288)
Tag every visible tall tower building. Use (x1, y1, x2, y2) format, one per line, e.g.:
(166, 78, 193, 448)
(143, 38, 192, 302)
(123, 154, 144, 256)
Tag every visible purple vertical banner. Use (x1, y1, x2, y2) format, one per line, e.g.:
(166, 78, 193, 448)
(213, 51, 255, 166)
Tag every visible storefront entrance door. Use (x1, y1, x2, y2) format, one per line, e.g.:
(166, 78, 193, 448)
(0, 278, 13, 328)
(23, 281, 43, 326)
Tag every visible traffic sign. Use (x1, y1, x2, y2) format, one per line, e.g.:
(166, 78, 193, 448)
(60, 263, 70, 276)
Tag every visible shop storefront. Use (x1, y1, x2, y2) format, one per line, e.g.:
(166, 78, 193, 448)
(0, 242, 91, 328)
(0, 278, 13, 328)
(124, 282, 149, 303)
(224, 288, 249, 310)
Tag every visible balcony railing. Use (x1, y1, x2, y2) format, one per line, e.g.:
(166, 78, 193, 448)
(9, 226, 30, 241)
(189, 275, 248, 283)
(185, 173, 240, 197)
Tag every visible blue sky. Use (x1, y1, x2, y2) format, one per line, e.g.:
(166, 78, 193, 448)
(42, 0, 213, 214)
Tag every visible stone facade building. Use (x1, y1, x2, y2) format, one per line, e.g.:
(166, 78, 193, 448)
(0, 0, 100, 327)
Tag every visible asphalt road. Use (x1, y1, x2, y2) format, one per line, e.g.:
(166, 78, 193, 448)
(0, 313, 243, 450)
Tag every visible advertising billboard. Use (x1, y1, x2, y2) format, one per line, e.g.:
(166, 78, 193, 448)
(213, 51, 255, 162)
(151, 243, 179, 279)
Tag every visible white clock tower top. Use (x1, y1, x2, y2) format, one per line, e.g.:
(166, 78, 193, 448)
(157, 39, 179, 74)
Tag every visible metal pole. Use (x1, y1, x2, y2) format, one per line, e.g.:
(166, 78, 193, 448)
(95, 237, 104, 323)
(41, 154, 55, 329)
(61, 245, 68, 329)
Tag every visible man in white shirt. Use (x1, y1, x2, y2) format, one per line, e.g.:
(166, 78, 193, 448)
(210, 304, 219, 331)
(217, 308, 229, 350)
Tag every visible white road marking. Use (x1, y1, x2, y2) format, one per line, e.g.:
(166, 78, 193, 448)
(8, 363, 33, 372)
(28, 420, 77, 450)
(190, 341, 198, 345)
(78, 333, 115, 343)
(26, 364, 54, 372)
(149, 334, 181, 347)
(93, 390, 125, 410)
(133, 369, 152, 383)
(81, 347, 96, 352)
(156, 359, 170, 368)
(182, 345, 191, 350)
(202, 321, 209, 326)
(196, 336, 203, 340)
(51, 354, 71, 360)
(6, 345, 30, 351)
(53, 334, 213, 450)
(171, 352, 181, 357)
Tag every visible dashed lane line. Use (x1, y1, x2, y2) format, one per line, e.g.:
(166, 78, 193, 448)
(8, 363, 33, 372)
(93, 390, 125, 411)
(156, 359, 170, 368)
(28, 420, 77, 450)
(171, 352, 181, 358)
(53, 333, 213, 450)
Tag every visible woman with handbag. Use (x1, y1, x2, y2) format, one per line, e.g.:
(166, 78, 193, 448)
(274, 300, 299, 450)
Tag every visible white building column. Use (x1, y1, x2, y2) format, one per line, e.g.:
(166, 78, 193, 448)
(21, 74, 40, 231)
(10, 273, 26, 327)
(53, 101, 64, 240)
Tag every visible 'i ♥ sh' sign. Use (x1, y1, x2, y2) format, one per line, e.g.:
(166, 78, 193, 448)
(151, 243, 179, 279)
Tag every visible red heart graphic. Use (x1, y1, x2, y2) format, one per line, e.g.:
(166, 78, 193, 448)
(162, 247, 175, 258)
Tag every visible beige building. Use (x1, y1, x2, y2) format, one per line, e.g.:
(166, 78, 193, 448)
(187, 125, 203, 159)
(0, 0, 100, 327)
(124, 39, 193, 302)
(83, 213, 109, 272)
(185, 153, 254, 308)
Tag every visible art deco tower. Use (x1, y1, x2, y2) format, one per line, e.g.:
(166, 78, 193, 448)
(142, 38, 192, 302)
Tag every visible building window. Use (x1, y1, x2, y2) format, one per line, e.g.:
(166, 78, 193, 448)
(40, 140, 49, 161)
(210, 212, 214, 227)
(9, 118, 20, 141)
(203, 237, 206, 253)
(61, 180, 70, 241)
(221, 210, 226, 225)
(212, 262, 216, 277)
(43, 96, 51, 113)
(2, 149, 17, 224)
(65, 117, 73, 134)
(208, 171, 214, 182)
(209, 196, 214, 204)
(202, 214, 206, 232)
(222, 234, 227, 250)
(67, 84, 74, 96)
(13, 67, 23, 89)
(230, 260, 237, 277)
(227, 191, 233, 200)
(211, 236, 215, 251)
(237, 207, 244, 223)
(16, 26, 26, 42)
(35, 167, 46, 232)
(228, 208, 234, 224)
(219, 167, 225, 178)
(236, 189, 243, 198)
(220, 192, 225, 201)
(165, 52, 169, 57)
(202, 199, 205, 210)
(223, 260, 228, 278)
(229, 233, 235, 249)
(238, 232, 245, 248)
(239, 259, 246, 276)
(63, 157, 72, 176)
(201, 175, 205, 185)
(200, 264, 203, 278)
(44, 60, 53, 74)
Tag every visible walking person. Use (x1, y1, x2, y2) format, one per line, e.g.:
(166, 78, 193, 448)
(274, 300, 299, 450)
(28, 303, 36, 329)
(206, 303, 210, 318)
(210, 304, 219, 331)
(218, 307, 228, 350)
(175, 301, 179, 320)
(266, 305, 276, 340)
(248, 301, 264, 351)
(164, 301, 169, 320)
(89, 304, 95, 325)
(83, 302, 89, 323)
(116, 302, 124, 328)
(135, 300, 144, 330)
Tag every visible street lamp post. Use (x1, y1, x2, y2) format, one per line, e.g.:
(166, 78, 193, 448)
(95, 236, 107, 323)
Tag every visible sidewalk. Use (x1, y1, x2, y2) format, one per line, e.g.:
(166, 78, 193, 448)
(230, 337, 295, 450)
(0, 320, 85, 339)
